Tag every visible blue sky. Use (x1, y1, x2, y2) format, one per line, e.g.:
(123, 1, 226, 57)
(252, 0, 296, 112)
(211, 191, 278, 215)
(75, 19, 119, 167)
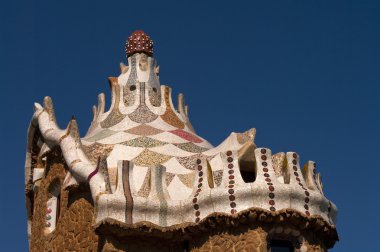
(0, 0, 379, 251)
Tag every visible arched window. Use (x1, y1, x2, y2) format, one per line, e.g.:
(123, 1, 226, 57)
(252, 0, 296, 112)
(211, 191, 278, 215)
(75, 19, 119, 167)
(45, 180, 61, 233)
(269, 240, 294, 252)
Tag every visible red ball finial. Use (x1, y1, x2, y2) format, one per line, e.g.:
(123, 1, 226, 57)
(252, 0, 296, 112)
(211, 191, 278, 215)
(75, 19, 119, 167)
(125, 30, 154, 57)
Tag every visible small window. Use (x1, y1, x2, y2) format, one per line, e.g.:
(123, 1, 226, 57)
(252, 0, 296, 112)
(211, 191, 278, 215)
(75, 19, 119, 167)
(269, 240, 294, 252)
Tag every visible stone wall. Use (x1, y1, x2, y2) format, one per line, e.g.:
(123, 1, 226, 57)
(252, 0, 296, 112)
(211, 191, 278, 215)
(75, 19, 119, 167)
(29, 157, 99, 252)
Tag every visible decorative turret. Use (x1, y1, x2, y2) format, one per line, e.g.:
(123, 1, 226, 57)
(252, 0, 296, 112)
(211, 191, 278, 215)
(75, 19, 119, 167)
(25, 31, 338, 252)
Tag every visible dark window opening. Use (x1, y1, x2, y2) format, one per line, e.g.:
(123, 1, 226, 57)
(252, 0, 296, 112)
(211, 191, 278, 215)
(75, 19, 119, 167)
(130, 85, 136, 91)
(269, 240, 294, 252)
(152, 87, 157, 93)
(239, 159, 256, 183)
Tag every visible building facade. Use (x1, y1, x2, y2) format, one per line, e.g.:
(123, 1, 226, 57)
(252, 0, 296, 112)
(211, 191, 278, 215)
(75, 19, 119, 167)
(25, 31, 338, 251)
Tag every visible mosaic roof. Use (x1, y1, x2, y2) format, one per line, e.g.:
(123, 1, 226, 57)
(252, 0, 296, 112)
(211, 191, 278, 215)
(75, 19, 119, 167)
(25, 31, 337, 234)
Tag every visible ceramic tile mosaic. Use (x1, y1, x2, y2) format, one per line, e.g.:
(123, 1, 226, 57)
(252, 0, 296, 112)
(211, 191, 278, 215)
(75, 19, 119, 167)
(177, 172, 195, 188)
(106, 145, 145, 168)
(82, 129, 117, 142)
(169, 129, 203, 143)
(123, 56, 137, 106)
(137, 168, 151, 197)
(147, 58, 161, 107)
(121, 136, 167, 148)
(132, 149, 172, 166)
(149, 144, 194, 157)
(160, 87, 185, 129)
(97, 131, 138, 145)
(162, 157, 193, 174)
(212, 170, 223, 187)
(176, 154, 203, 170)
(165, 172, 176, 186)
(167, 175, 193, 200)
(82, 143, 114, 164)
(128, 104, 158, 123)
(126, 124, 163, 136)
(148, 131, 189, 144)
(128, 83, 158, 123)
(25, 31, 337, 239)
(174, 142, 209, 153)
(101, 82, 126, 128)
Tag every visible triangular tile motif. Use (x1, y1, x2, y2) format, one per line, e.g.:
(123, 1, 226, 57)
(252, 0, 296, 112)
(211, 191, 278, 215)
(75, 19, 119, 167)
(165, 172, 176, 186)
(121, 137, 167, 148)
(176, 154, 203, 170)
(174, 142, 210, 153)
(82, 143, 114, 165)
(177, 172, 195, 188)
(126, 124, 163, 136)
(137, 169, 151, 198)
(129, 104, 158, 123)
(169, 129, 203, 143)
(132, 149, 172, 167)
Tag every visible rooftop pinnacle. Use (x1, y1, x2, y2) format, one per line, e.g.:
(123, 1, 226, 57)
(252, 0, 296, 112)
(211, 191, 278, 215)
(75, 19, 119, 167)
(125, 30, 154, 57)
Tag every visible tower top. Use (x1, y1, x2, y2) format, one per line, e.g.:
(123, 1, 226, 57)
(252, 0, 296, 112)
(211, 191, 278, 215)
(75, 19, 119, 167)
(125, 30, 154, 57)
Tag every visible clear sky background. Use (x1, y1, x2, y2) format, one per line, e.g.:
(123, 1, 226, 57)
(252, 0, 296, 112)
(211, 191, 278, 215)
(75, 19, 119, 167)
(0, 0, 379, 251)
